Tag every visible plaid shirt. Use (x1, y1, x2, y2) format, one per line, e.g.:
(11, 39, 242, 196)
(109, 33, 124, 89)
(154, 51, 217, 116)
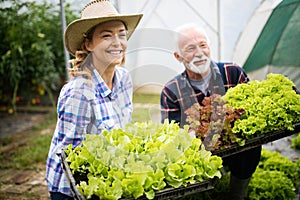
(160, 62, 249, 127)
(46, 66, 133, 196)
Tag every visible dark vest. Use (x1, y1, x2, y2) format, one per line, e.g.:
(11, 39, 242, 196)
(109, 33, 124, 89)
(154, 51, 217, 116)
(169, 62, 226, 127)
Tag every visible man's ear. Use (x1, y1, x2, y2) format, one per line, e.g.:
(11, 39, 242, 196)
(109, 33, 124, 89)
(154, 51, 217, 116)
(174, 52, 183, 62)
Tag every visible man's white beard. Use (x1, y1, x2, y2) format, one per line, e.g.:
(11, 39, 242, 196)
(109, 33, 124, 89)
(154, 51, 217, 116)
(185, 57, 211, 75)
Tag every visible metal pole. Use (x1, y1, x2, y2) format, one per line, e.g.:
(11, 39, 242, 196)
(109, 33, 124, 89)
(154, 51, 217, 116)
(114, 0, 119, 12)
(60, 0, 70, 81)
(217, 0, 221, 60)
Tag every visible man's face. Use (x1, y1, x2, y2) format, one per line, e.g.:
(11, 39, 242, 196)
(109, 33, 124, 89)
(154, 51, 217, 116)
(176, 29, 211, 76)
(178, 29, 210, 64)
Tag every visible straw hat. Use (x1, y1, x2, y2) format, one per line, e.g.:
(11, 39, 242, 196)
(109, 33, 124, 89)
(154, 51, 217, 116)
(64, 0, 143, 56)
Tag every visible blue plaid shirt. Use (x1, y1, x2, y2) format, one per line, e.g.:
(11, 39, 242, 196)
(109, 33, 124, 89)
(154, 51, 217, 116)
(46, 66, 133, 196)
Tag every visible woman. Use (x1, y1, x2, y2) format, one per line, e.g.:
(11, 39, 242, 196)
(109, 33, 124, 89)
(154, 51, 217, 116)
(46, 0, 142, 199)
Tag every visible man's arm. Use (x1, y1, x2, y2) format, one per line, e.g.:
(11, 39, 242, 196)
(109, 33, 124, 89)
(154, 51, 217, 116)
(160, 87, 181, 124)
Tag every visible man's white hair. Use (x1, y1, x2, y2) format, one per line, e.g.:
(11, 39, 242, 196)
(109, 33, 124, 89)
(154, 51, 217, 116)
(173, 23, 211, 52)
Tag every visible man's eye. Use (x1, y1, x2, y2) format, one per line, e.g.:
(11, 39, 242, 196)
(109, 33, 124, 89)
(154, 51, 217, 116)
(187, 47, 195, 51)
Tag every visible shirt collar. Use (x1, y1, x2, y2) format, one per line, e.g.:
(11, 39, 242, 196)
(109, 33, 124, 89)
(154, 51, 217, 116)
(92, 67, 121, 99)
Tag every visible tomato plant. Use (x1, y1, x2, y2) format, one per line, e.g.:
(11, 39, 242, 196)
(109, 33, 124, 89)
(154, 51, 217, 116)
(0, 0, 77, 112)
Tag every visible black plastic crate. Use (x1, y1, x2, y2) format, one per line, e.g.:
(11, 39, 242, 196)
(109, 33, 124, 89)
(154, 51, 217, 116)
(60, 150, 85, 200)
(60, 151, 216, 200)
(212, 122, 300, 158)
(123, 179, 215, 200)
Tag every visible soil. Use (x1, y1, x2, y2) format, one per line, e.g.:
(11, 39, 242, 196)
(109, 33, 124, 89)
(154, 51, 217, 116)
(0, 107, 54, 200)
(0, 106, 299, 200)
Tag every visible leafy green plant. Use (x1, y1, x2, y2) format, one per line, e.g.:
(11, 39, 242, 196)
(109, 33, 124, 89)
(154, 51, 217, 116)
(181, 148, 300, 200)
(185, 94, 246, 150)
(249, 169, 295, 200)
(184, 74, 300, 150)
(65, 120, 223, 200)
(291, 133, 300, 149)
(259, 149, 299, 187)
(248, 149, 299, 200)
(0, 0, 78, 111)
(225, 74, 300, 140)
(0, 94, 156, 170)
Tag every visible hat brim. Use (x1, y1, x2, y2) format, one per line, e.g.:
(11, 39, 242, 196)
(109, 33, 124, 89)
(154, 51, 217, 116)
(64, 14, 143, 56)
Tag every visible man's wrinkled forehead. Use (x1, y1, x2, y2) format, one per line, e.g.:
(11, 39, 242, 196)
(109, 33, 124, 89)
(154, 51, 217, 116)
(177, 31, 207, 49)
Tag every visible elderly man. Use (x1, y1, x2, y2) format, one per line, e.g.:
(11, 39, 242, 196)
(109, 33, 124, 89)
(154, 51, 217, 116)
(160, 23, 261, 199)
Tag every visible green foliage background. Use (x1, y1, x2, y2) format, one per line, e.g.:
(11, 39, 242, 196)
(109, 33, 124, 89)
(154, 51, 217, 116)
(0, 0, 78, 111)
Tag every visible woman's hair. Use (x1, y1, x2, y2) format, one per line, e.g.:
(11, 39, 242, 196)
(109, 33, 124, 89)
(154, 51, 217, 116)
(68, 25, 95, 80)
(68, 21, 127, 80)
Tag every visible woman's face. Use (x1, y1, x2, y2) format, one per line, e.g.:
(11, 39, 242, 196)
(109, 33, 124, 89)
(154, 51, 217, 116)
(85, 20, 128, 68)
